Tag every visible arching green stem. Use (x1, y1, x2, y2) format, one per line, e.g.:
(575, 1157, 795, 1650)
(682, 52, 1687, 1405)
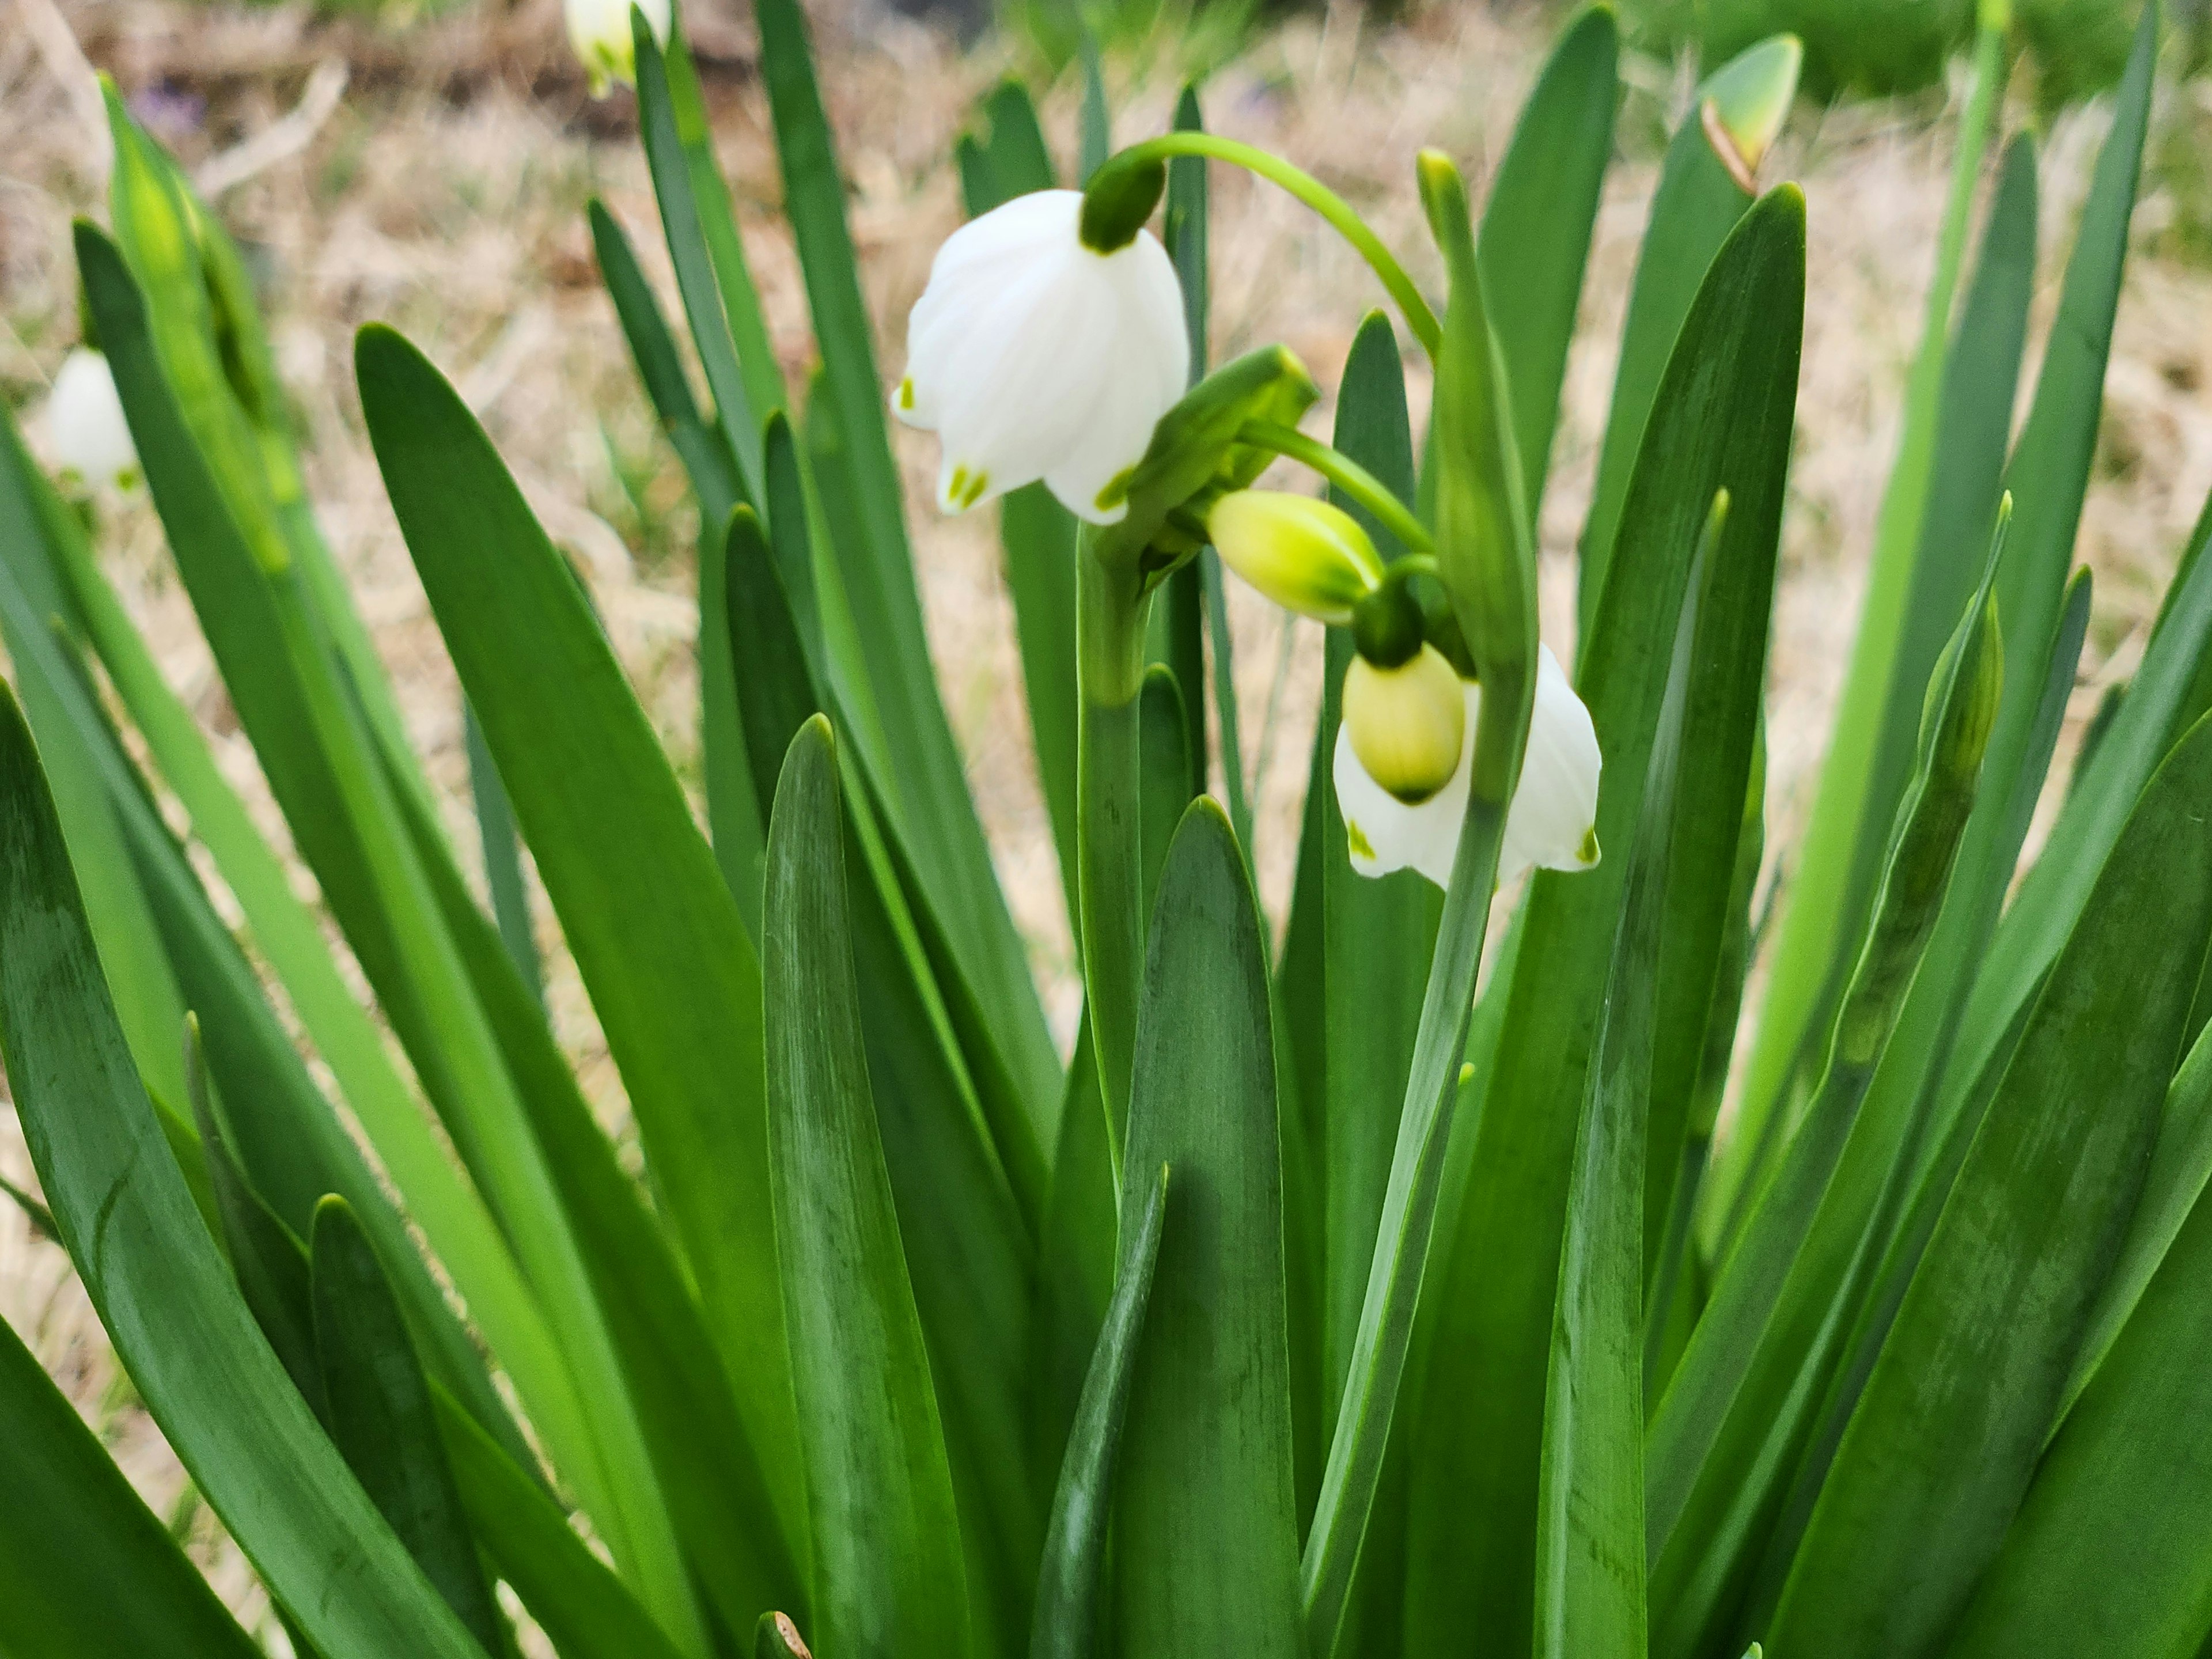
(1237, 419, 1434, 555)
(1093, 134, 1441, 356)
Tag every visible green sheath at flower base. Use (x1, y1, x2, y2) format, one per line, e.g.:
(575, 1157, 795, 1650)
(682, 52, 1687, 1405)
(1207, 491, 1383, 625)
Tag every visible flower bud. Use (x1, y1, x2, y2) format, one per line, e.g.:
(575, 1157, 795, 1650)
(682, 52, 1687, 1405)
(1342, 645, 1466, 805)
(1208, 491, 1382, 625)
(568, 0, 671, 96)
(44, 347, 138, 493)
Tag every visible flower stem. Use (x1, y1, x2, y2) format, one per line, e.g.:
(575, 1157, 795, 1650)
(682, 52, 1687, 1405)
(1099, 133, 1441, 357)
(1076, 534, 1156, 1192)
(1238, 419, 1434, 555)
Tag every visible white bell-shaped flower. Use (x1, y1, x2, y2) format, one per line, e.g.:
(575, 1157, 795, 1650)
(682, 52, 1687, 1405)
(893, 189, 1187, 525)
(567, 0, 671, 96)
(44, 348, 138, 493)
(1335, 643, 1601, 890)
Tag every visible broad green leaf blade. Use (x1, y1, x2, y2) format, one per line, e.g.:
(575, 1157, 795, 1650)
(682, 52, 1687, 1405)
(1137, 666, 1192, 916)
(311, 1196, 507, 1656)
(724, 506, 1041, 1653)
(1721, 131, 2037, 1226)
(1315, 312, 1436, 1429)
(1945, 1035, 2212, 1659)
(434, 1389, 690, 1659)
(1035, 1012, 1118, 1509)
(1032, 1164, 1169, 1659)
(755, 0, 1059, 1123)
(1475, 4, 1619, 518)
(1115, 802, 1300, 1658)
(357, 323, 803, 1548)
(1536, 501, 1706, 1659)
(1764, 714, 2212, 1659)
(393, 783, 804, 1638)
(1577, 34, 1798, 637)
(0, 681, 483, 1659)
(764, 715, 971, 1659)
(1645, 549, 2003, 1659)
(0, 1312, 261, 1659)
(1405, 186, 1804, 1658)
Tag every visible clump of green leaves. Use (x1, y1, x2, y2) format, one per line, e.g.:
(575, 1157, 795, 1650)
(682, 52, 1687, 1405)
(1, 4, 2209, 1659)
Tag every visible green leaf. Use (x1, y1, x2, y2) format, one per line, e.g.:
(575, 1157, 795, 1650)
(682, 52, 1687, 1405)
(1404, 186, 1804, 1658)
(1032, 1164, 1169, 1659)
(0, 1311, 261, 1658)
(763, 715, 971, 1658)
(755, 1613, 815, 1659)
(1722, 128, 2038, 1222)
(1577, 33, 1797, 637)
(465, 700, 543, 1006)
(1536, 498, 1709, 1659)
(357, 323, 803, 1556)
(1475, 4, 1619, 519)
(1944, 1013, 2212, 1658)
(433, 1389, 690, 1659)
(724, 505, 1041, 1652)
(1137, 666, 1193, 916)
(1080, 36, 1111, 183)
(1763, 712, 2212, 1659)
(1114, 802, 1300, 1658)
(1645, 539, 2003, 1659)
(756, 0, 1059, 1130)
(311, 1196, 509, 1656)
(0, 680, 483, 1659)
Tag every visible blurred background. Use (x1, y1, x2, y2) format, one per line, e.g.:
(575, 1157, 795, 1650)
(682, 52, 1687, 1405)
(1, 0, 2210, 1643)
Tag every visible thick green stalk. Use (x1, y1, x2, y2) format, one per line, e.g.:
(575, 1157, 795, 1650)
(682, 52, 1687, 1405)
(1092, 133, 1440, 355)
(1732, 8, 2008, 1158)
(1078, 537, 1157, 1185)
(1237, 419, 1433, 552)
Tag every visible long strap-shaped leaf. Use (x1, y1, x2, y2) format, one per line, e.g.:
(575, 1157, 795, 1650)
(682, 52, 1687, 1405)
(1764, 713, 2212, 1658)
(0, 682, 482, 1659)
(1535, 510, 1706, 1659)
(1403, 187, 1804, 1658)
(1115, 803, 1301, 1658)
(0, 1310, 262, 1658)
(358, 323, 804, 1551)
(1032, 1164, 1169, 1659)
(764, 715, 972, 1659)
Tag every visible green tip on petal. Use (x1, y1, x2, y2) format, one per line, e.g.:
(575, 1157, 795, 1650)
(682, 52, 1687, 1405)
(1346, 817, 1376, 861)
(1702, 35, 1802, 189)
(1577, 824, 1601, 868)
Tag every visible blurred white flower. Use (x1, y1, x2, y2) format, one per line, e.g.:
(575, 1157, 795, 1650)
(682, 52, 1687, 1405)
(45, 348, 138, 493)
(567, 0, 671, 96)
(893, 190, 1187, 525)
(1335, 643, 1601, 890)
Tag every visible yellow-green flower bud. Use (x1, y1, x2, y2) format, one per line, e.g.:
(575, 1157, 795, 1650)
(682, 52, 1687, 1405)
(1209, 491, 1385, 625)
(1342, 645, 1466, 805)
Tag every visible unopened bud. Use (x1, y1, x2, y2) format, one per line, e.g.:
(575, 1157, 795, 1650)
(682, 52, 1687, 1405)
(1209, 491, 1383, 624)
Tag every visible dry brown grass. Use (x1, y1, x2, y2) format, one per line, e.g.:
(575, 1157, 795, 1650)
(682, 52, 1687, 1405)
(2, 0, 2210, 1639)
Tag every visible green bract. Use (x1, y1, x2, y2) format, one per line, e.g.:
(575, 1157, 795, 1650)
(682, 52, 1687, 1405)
(1, 5, 2208, 1659)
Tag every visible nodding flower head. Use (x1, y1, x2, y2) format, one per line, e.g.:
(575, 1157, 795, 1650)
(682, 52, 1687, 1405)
(893, 189, 1188, 526)
(44, 347, 138, 493)
(1335, 643, 1601, 891)
(1207, 490, 1384, 625)
(567, 0, 671, 96)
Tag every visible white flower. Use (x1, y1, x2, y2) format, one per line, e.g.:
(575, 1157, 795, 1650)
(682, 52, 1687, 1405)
(1335, 643, 1601, 890)
(567, 0, 670, 96)
(893, 189, 1187, 526)
(44, 348, 138, 493)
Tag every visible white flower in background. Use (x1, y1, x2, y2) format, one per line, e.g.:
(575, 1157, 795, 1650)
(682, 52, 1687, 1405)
(1208, 490, 1382, 624)
(1335, 643, 1601, 890)
(44, 348, 138, 493)
(893, 189, 1187, 525)
(567, 0, 671, 96)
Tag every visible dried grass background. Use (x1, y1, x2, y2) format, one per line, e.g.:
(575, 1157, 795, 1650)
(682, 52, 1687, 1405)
(2, 0, 2210, 1640)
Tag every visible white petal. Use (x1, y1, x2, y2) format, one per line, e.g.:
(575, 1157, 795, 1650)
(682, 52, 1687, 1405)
(44, 349, 138, 491)
(895, 191, 1187, 520)
(1333, 687, 1476, 891)
(1499, 645, 1602, 884)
